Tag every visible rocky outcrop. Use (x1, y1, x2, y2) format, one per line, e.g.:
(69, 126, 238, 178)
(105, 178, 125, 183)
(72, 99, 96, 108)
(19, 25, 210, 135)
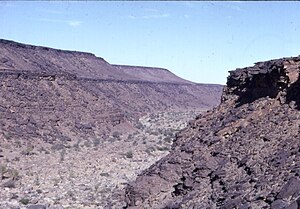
(125, 56, 300, 208)
(0, 39, 222, 144)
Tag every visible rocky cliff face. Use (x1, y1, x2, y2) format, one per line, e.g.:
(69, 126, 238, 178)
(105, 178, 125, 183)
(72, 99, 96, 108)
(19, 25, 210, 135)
(0, 39, 222, 144)
(125, 56, 300, 209)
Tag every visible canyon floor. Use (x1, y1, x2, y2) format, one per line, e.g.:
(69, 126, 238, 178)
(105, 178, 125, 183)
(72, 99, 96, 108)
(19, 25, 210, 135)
(0, 108, 207, 209)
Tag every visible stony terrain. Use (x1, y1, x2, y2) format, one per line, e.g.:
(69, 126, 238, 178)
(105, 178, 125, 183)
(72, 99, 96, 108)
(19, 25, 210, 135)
(125, 56, 300, 208)
(0, 39, 223, 209)
(0, 109, 206, 209)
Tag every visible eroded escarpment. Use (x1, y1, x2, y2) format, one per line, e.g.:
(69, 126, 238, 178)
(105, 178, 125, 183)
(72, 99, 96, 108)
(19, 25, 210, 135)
(0, 39, 222, 144)
(125, 56, 300, 209)
(0, 39, 223, 208)
(0, 71, 221, 144)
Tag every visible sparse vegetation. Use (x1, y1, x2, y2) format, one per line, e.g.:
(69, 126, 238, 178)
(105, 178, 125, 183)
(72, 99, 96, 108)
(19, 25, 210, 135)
(112, 131, 120, 138)
(0, 109, 203, 208)
(51, 143, 65, 151)
(93, 138, 101, 147)
(100, 172, 110, 177)
(164, 137, 172, 143)
(156, 146, 169, 151)
(145, 146, 156, 156)
(125, 151, 133, 158)
(19, 198, 30, 205)
(0, 164, 7, 180)
(60, 148, 66, 162)
(21, 145, 34, 155)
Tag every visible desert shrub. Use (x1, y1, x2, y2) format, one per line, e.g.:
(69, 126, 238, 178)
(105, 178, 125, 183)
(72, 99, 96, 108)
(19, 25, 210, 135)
(127, 134, 133, 140)
(10, 168, 19, 180)
(0, 164, 7, 180)
(164, 137, 172, 143)
(83, 140, 91, 147)
(2, 179, 16, 188)
(73, 139, 81, 151)
(93, 138, 101, 147)
(164, 130, 174, 137)
(125, 151, 133, 158)
(157, 129, 163, 134)
(108, 137, 117, 143)
(60, 148, 66, 162)
(145, 146, 156, 156)
(100, 172, 110, 177)
(14, 140, 22, 148)
(112, 131, 120, 137)
(66, 191, 75, 198)
(135, 122, 144, 129)
(112, 131, 121, 140)
(51, 143, 65, 151)
(151, 131, 159, 136)
(3, 133, 12, 140)
(156, 146, 169, 151)
(19, 198, 30, 205)
(13, 156, 20, 162)
(94, 183, 100, 192)
(21, 145, 34, 155)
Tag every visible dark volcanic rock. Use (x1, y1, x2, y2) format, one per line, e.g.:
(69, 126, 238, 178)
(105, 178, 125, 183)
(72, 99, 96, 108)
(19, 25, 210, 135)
(125, 56, 300, 208)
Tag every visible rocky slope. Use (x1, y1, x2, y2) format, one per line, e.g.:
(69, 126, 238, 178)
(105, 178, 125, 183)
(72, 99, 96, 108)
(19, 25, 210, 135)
(0, 39, 222, 143)
(0, 39, 222, 208)
(0, 109, 206, 209)
(125, 56, 300, 208)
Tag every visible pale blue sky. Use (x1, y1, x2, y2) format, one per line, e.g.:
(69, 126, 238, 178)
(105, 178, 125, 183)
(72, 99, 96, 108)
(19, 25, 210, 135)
(1, 1, 300, 84)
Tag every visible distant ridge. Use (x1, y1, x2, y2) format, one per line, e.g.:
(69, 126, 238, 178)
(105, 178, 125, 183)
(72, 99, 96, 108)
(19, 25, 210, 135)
(0, 39, 204, 84)
(0, 39, 223, 141)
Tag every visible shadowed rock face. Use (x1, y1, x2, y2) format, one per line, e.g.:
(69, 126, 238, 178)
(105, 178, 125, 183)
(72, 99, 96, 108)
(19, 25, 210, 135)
(0, 39, 222, 143)
(125, 56, 300, 209)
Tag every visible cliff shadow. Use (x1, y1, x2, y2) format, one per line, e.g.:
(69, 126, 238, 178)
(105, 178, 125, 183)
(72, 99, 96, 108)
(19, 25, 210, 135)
(286, 73, 300, 110)
(234, 69, 287, 107)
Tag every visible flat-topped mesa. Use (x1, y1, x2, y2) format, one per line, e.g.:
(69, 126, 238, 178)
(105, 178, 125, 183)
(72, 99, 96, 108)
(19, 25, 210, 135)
(113, 65, 194, 84)
(0, 39, 119, 78)
(221, 56, 300, 108)
(0, 39, 96, 57)
(0, 39, 197, 84)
